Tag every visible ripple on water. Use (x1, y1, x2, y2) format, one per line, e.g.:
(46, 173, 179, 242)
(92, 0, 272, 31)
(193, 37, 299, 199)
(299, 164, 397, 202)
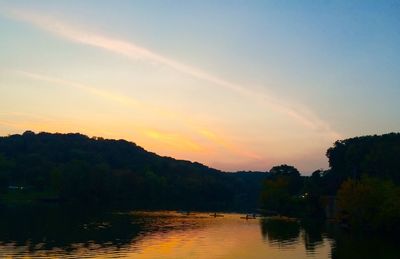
(0, 210, 338, 258)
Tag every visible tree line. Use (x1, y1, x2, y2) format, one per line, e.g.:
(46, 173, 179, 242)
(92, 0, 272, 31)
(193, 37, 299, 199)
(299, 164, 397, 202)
(260, 133, 400, 233)
(1, 130, 400, 233)
(0, 131, 266, 211)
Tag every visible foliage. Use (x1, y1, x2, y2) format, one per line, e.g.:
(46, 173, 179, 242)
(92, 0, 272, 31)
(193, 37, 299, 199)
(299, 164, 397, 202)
(0, 154, 14, 193)
(0, 131, 267, 210)
(301, 170, 326, 217)
(326, 133, 400, 184)
(261, 133, 400, 227)
(269, 164, 302, 195)
(261, 164, 304, 216)
(337, 176, 400, 232)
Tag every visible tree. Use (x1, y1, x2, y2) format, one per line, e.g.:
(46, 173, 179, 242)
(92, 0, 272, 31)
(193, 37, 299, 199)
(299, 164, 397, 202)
(0, 154, 14, 192)
(268, 164, 303, 195)
(269, 164, 300, 177)
(326, 133, 400, 184)
(337, 176, 400, 232)
(261, 165, 304, 216)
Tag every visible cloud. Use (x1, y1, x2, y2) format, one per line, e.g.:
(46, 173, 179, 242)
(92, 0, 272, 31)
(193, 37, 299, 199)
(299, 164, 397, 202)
(11, 69, 181, 121)
(9, 69, 261, 160)
(2, 8, 341, 140)
(14, 70, 148, 110)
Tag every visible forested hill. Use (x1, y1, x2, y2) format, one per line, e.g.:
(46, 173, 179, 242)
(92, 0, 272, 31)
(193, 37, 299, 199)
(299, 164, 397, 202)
(0, 131, 267, 210)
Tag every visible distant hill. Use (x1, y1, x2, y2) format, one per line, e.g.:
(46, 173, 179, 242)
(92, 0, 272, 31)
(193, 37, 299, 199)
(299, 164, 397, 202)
(0, 131, 267, 210)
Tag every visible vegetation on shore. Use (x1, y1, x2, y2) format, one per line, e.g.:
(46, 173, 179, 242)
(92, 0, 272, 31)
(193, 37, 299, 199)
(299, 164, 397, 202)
(0, 131, 266, 210)
(1, 131, 400, 234)
(260, 133, 400, 234)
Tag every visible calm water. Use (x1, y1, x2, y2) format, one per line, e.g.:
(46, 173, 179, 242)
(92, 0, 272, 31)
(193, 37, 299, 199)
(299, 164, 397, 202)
(0, 205, 398, 258)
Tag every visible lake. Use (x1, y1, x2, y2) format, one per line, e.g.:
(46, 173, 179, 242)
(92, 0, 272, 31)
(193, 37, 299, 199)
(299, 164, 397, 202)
(0, 205, 398, 258)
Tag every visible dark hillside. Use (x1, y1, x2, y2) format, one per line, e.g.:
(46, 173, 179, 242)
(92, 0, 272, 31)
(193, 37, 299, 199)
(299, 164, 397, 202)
(0, 131, 267, 210)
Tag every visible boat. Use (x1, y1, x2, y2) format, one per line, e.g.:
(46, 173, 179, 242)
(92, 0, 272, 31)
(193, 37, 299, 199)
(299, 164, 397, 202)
(209, 213, 224, 217)
(240, 214, 257, 220)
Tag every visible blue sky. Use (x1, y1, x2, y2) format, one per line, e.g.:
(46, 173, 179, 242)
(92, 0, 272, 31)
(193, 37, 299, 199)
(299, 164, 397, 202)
(0, 1, 399, 173)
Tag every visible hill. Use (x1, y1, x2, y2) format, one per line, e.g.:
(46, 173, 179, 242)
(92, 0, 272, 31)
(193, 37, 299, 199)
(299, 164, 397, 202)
(0, 131, 267, 210)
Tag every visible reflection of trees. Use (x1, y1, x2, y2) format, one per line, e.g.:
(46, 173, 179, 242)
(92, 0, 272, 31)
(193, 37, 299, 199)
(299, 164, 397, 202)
(261, 217, 399, 257)
(300, 220, 325, 254)
(326, 224, 399, 259)
(260, 218, 300, 248)
(0, 206, 206, 254)
(0, 206, 202, 255)
(0, 205, 141, 252)
(260, 218, 329, 254)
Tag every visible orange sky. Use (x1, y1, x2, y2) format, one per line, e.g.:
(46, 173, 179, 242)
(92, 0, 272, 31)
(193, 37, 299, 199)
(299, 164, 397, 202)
(2, 2, 399, 173)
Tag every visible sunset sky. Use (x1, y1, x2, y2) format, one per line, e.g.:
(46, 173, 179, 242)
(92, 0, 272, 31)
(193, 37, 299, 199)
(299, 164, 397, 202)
(0, 1, 399, 173)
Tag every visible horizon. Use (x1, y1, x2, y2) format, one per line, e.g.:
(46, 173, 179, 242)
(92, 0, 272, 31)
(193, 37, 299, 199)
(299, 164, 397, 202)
(3, 129, 399, 176)
(1, 1, 399, 172)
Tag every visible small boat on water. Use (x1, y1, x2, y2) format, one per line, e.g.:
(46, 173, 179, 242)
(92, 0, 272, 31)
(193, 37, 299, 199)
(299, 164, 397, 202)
(209, 213, 224, 217)
(240, 214, 257, 220)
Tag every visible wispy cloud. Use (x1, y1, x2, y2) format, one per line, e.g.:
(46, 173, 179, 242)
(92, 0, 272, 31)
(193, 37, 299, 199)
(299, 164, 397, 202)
(13, 70, 154, 112)
(2, 8, 341, 140)
(8, 69, 261, 161)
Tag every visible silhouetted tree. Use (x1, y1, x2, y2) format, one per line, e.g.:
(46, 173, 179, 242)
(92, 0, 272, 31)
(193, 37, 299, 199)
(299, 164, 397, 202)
(326, 133, 400, 184)
(261, 165, 304, 216)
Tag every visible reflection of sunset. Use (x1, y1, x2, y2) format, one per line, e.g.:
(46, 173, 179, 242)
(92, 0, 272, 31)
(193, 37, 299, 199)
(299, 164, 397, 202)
(0, 211, 329, 259)
(99, 212, 332, 259)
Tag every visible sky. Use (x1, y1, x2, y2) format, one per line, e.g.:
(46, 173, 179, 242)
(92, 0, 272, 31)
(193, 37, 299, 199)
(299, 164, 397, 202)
(0, 1, 399, 173)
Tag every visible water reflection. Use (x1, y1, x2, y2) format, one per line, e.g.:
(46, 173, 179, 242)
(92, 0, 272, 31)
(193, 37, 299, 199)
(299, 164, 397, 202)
(301, 220, 326, 254)
(260, 218, 300, 248)
(0, 205, 398, 258)
(0, 205, 142, 253)
(329, 227, 399, 259)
